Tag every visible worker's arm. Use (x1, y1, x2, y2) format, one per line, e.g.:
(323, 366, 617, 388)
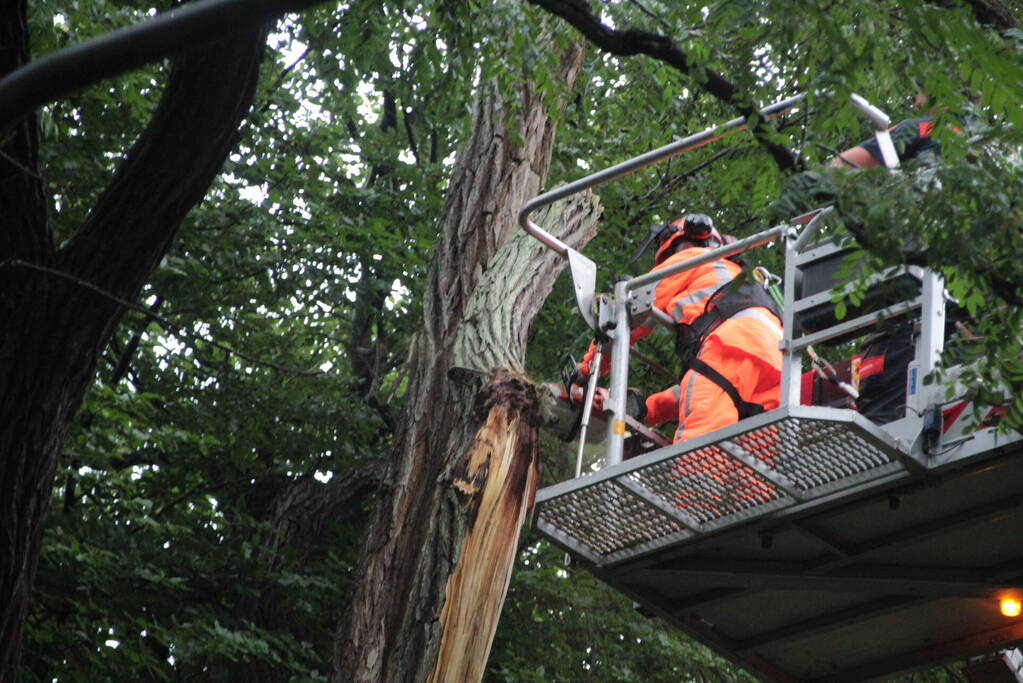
(830, 145, 881, 169)
(643, 385, 680, 427)
(830, 116, 938, 169)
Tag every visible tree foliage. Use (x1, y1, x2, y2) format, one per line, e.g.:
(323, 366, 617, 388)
(6, 0, 1022, 681)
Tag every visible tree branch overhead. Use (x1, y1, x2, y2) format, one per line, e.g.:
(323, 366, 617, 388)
(526, 0, 806, 172)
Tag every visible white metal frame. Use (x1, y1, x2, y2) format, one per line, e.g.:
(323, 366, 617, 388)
(522, 93, 1022, 568)
(519, 92, 930, 469)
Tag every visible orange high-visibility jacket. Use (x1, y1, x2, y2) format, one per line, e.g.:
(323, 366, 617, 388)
(582, 246, 782, 439)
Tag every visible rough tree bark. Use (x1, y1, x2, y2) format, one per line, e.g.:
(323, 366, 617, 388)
(332, 40, 603, 682)
(0, 6, 267, 677)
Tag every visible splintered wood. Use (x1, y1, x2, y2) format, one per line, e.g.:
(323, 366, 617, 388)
(426, 374, 540, 683)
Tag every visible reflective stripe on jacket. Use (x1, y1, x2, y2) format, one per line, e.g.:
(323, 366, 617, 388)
(653, 246, 743, 326)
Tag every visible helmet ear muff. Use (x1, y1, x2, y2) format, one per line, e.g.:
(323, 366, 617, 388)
(630, 221, 676, 269)
(703, 229, 727, 249)
(653, 228, 685, 265)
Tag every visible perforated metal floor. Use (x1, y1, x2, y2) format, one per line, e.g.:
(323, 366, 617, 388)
(535, 406, 907, 566)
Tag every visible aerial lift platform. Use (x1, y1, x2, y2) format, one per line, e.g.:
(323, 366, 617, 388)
(519, 94, 1023, 682)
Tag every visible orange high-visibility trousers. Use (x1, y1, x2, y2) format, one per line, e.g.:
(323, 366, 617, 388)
(673, 308, 782, 443)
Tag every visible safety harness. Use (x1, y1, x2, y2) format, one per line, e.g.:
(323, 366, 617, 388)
(675, 276, 783, 419)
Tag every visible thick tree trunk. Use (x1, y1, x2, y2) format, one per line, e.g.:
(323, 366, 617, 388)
(0, 19, 266, 679)
(333, 40, 602, 682)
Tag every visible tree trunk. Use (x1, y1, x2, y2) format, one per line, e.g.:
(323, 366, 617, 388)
(0, 18, 266, 678)
(333, 40, 602, 682)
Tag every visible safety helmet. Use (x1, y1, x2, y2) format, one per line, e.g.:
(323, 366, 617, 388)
(653, 213, 725, 265)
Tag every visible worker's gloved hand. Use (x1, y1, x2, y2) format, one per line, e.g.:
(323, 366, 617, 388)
(574, 360, 590, 383)
(577, 345, 596, 381)
(579, 341, 613, 379)
(567, 385, 612, 417)
(571, 387, 648, 421)
(565, 383, 586, 409)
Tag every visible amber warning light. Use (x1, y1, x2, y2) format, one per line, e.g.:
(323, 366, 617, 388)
(1000, 597, 1022, 617)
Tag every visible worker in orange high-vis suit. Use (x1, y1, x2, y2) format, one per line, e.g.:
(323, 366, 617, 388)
(579, 213, 783, 443)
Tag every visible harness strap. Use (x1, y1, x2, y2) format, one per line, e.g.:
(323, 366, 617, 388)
(676, 277, 782, 378)
(690, 358, 766, 420)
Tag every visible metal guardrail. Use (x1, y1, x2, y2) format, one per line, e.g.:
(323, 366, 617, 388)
(519, 93, 949, 556)
(517, 93, 807, 332)
(535, 405, 908, 566)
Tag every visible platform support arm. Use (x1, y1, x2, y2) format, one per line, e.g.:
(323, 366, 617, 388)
(908, 271, 946, 417)
(606, 278, 632, 467)
(780, 227, 802, 410)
